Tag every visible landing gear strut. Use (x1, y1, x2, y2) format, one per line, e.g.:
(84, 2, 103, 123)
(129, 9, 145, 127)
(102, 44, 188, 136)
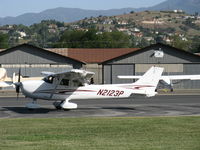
(53, 101, 64, 110)
(26, 99, 40, 110)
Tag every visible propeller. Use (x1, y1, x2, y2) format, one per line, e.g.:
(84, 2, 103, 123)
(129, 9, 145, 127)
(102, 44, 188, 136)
(15, 68, 21, 99)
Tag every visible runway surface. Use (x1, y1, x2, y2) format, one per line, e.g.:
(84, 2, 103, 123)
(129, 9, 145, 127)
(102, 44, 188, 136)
(0, 95, 200, 118)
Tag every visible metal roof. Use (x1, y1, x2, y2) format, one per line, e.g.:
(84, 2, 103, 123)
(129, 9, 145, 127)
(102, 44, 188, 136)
(46, 48, 139, 63)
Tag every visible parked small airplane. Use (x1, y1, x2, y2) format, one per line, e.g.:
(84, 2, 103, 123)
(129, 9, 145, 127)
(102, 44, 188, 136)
(15, 66, 164, 110)
(118, 73, 200, 91)
(0, 68, 13, 87)
(0, 68, 42, 88)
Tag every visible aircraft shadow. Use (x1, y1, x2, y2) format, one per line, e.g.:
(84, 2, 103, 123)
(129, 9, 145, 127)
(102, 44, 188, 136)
(3, 107, 59, 114)
(3, 106, 136, 115)
(77, 106, 136, 110)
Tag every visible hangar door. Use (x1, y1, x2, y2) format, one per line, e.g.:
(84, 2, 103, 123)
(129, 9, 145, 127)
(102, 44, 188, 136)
(103, 64, 135, 84)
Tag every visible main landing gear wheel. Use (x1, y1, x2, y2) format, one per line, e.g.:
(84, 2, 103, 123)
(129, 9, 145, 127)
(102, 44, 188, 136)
(53, 100, 77, 110)
(61, 99, 78, 110)
(53, 101, 64, 110)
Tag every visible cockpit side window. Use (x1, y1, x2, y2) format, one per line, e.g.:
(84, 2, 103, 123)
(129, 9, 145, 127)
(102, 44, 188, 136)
(59, 79, 83, 87)
(72, 79, 83, 87)
(60, 79, 70, 86)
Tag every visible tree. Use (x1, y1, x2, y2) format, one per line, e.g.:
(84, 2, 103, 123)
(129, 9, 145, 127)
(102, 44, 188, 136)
(100, 31, 130, 48)
(54, 30, 85, 48)
(54, 30, 131, 48)
(171, 35, 191, 51)
(189, 36, 200, 53)
(0, 33, 9, 48)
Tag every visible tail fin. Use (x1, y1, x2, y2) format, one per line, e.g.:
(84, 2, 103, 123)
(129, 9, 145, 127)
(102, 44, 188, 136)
(0, 68, 13, 87)
(0, 68, 7, 81)
(133, 66, 164, 97)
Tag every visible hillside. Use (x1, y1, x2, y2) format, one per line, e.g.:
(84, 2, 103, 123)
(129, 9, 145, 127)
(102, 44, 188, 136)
(1, 11, 200, 52)
(73, 11, 200, 37)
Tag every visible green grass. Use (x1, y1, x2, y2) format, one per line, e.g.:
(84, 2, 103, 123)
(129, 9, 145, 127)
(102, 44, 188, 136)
(1, 117, 200, 150)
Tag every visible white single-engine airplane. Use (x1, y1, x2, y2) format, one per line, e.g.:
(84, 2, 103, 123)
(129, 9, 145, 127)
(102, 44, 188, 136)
(118, 73, 200, 91)
(15, 66, 164, 110)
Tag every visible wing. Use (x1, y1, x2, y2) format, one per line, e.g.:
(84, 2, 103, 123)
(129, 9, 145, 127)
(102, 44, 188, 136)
(0, 81, 13, 87)
(118, 75, 141, 79)
(161, 75, 200, 84)
(41, 71, 55, 76)
(42, 69, 95, 85)
(118, 75, 200, 85)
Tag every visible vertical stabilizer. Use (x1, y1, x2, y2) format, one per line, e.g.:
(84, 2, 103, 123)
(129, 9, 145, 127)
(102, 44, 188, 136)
(133, 66, 164, 97)
(0, 68, 7, 81)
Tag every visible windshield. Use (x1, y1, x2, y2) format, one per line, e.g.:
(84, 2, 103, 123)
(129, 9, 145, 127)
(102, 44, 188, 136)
(43, 76, 55, 84)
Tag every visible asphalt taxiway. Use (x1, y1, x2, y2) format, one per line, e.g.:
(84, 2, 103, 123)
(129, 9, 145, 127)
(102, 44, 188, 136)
(0, 94, 200, 118)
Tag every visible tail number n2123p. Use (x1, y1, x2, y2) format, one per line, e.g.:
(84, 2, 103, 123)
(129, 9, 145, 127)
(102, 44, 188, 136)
(97, 89, 124, 97)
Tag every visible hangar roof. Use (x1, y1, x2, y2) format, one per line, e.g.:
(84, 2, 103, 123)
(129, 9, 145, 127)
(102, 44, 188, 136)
(46, 48, 139, 63)
(2, 43, 200, 65)
(0, 44, 139, 64)
(0, 44, 85, 65)
(101, 43, 200, 64)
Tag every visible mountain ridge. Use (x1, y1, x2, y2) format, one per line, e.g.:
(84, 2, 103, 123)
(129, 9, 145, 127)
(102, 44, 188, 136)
(0, 7, 134, 26)
(1, 0, 200, 25)
(146, 0, 200, 13)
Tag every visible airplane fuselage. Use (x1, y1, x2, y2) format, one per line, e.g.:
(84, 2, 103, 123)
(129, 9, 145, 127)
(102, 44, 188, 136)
(20, 80, 150, 101)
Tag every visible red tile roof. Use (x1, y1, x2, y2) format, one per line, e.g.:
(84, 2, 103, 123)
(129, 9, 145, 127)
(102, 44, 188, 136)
(46, 48, 139, 63)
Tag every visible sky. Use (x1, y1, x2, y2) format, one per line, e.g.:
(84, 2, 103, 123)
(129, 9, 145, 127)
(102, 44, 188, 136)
(0, 0, 166, 18)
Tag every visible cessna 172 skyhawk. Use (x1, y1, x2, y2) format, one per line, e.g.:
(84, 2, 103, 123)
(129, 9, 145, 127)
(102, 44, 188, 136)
(15, 66, 164, 110)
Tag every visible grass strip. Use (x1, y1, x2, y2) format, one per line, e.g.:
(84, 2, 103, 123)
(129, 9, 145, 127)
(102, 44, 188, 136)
(0, 116, 200, 150)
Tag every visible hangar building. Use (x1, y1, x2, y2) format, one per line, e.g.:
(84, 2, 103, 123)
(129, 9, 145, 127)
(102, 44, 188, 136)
(1, 43, 200, 89)
(0, 44, 85, 77)
(101, 43, 200, 89)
